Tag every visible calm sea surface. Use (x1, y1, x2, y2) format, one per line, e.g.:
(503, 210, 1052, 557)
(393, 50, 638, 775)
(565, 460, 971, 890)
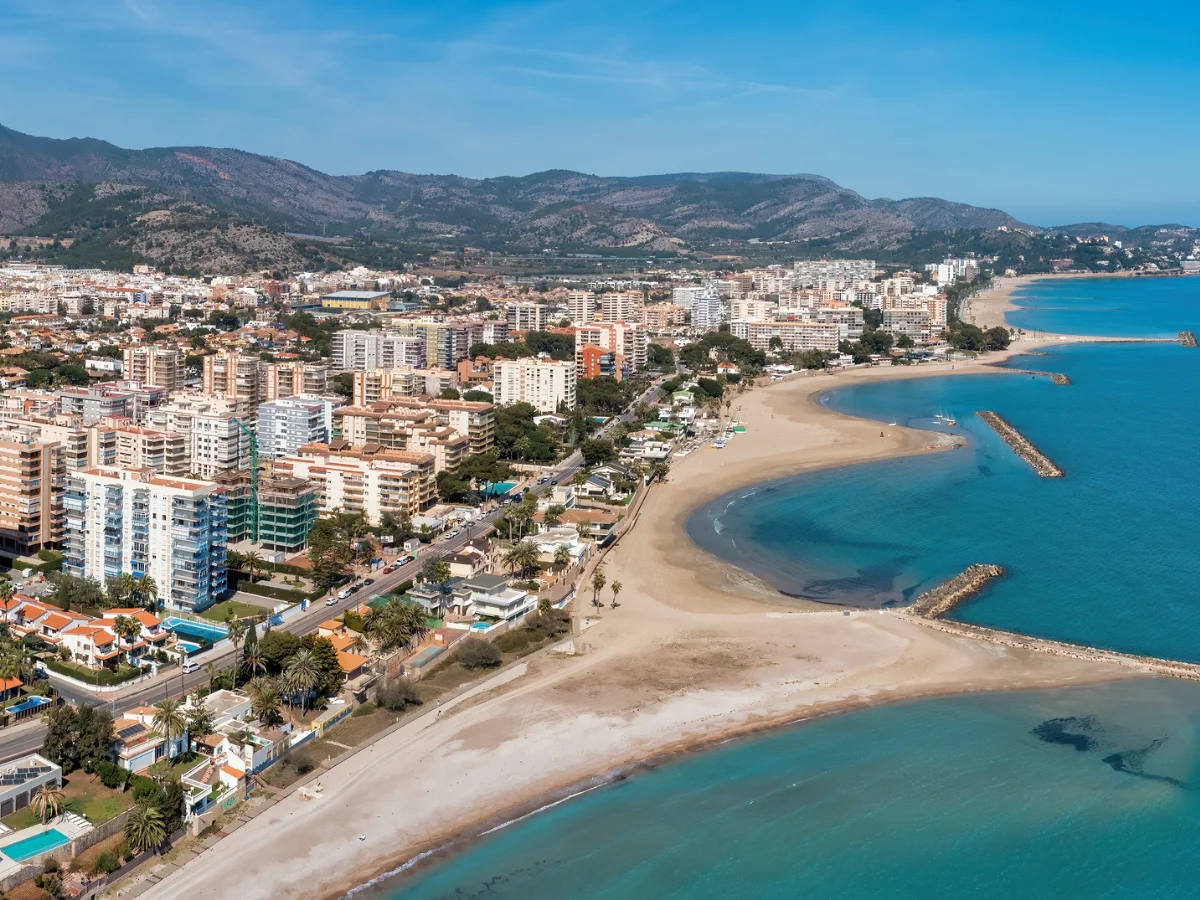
(377, 277, 1200, 899)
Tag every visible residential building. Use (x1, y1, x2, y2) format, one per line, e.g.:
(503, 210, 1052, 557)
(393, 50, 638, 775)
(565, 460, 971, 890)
(597, 290, 643, 323)
(494, 357, 577, 413)
(122, 346, 185, 391)
(202, 351, 260, 416)
(883, 308, 932, 342)
(456, 573, 534, 622)
(112, 705, 190, 772)
(257, 396, 332, 458)
(0, 428, 65, 555)
(0, 754, 62, 818)
(114, 426, 189, 477)
(690, 295, 727, 331)
(566, 290, 594, 324)
(506, 301, 546, 333)
(642, 304, 688, 330)
(574, 322, 648, 377)
(730, 320, 840, 353)
(63, 467, 229, 613)
(272, 441, 437, 523)
(146, 396, 250, 479)
(332, 330, 427, 371)
(261, 361, 329, 401)
(351, 368, 459, 406)
(218, 472, 319, 554)
(335, 396, 493, 472)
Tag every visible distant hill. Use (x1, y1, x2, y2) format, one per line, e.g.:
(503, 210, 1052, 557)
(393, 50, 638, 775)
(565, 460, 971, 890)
(0, 123, 1033, 267)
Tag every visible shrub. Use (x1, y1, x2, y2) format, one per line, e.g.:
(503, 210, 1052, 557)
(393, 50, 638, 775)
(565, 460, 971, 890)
(94, 759, 125, 789)
(351, 702, 375, 717)
(375, 676, 421, 711)
(292, 751, 314, 776)
(118, 840, 133, 862)
(457, 637, 501, 670)
(94, 851, 120, 874)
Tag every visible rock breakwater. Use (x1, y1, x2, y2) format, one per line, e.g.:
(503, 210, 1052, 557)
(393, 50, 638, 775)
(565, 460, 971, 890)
(1180, 331, 1197, 348)
(908, 564, 1005, 618)
(976, 411, 1064, 477)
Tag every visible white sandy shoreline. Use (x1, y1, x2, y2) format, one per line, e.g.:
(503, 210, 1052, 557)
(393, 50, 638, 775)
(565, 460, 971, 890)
(139, 336, 1138, 900)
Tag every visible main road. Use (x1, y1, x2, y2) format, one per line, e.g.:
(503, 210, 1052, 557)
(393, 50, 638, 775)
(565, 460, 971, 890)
(0, 377, 662, 762)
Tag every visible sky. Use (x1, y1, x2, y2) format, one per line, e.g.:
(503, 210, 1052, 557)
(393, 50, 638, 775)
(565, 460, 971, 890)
(2, 0, 1200, 226)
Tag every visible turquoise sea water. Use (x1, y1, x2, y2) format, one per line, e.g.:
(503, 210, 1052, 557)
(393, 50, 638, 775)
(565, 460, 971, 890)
(384, 680, 1200, 900)
(378, 278, 1200, 899)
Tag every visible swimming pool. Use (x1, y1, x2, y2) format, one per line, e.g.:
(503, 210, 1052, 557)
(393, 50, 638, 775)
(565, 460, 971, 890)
(483, 481, 518, 496)
(176, 640, 201, 655)
(407, 646, 444, 668)
(1, 828, 69, 862)
(6, 696, 50, 715)
(162, 617, 229, 645)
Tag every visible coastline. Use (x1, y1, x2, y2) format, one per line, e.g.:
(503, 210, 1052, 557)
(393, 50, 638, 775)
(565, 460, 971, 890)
(139, 336, 1135, 900)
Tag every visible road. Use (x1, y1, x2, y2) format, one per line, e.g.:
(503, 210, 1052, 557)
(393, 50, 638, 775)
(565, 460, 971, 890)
(0, 376, 661, 762)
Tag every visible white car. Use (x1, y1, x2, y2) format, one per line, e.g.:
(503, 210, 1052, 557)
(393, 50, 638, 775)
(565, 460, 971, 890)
(336, 589, 351, 600)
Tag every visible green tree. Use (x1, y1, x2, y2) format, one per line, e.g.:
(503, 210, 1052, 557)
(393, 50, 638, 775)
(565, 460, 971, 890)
(124, 804, 167, 854)
(579, 439, 617, 467)
(421, 556, 451, 585)
(31, 783, 64, 825)
(543, 504, 566, 528)
(610, 580, 623, 608)
(152, 700, 187, 756)
(590, 568, 607, 608)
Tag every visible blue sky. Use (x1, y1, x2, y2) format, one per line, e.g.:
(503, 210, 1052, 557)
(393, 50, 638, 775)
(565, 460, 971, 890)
(3, 0, 1200, 226)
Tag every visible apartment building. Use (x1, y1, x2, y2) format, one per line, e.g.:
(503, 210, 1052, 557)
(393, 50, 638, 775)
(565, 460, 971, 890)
(146, 395, 250, 479)
(58, 383, 168, 425)
(792, 259, 876, 288)
(331, 330, 426, 371)
(217, 472, 319, 554)
(566, 290, 594, 324)
(336, 396, 494, 470)
(574, 322, 648, 378)
(494, 357, 577, 413)
(597, 290, 643, 324)
(883, 309, 932, 342)
(273, 442, 436, 524)
(63, 468, 229, 613)
(122, 346, 186, 391)
(0, 428, 65, 556)
(257, 397, 332, 459)
(730, 320, 840, 353)
(261, 361, 329, 401)
(351, 368, 459, 406)
(201, 350, 260, 416)
(113, 426, 189, 477)
(506, 301, 546, 333)
(729, 298, 774, 322)
(690, 295, 728, 331)
(641, 304, 688, 330)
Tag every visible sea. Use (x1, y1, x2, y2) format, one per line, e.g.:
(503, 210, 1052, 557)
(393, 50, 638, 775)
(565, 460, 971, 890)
(376, 276, 1200, 899)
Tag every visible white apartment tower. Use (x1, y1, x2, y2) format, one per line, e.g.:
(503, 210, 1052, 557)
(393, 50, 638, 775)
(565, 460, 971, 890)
(63, 468, 229, 613)
(506, 302, 547, 333)
(494, 358, 577, 413)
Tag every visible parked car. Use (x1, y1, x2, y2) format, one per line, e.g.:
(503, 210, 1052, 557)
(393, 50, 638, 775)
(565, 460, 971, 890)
(181, 661, 199, 674)
(363, 578, 375, 586)
(336, 589, 351, 600)
(398, 554, 416, 565)
(383, 564, 399, 574)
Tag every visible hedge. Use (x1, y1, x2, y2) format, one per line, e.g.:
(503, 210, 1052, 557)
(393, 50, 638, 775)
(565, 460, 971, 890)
(227, 571, 320, 603)
(43, 657, 144, 686)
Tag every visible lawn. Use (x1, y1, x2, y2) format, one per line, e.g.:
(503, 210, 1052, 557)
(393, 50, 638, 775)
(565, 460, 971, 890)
(0, 772, 130, 832)
(199, 600, 267, 622)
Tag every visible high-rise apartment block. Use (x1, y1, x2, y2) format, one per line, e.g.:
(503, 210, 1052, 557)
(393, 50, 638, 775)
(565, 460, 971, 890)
(494, 357, 577, 413)
(506, 301, 547, 333)
(257, 397, 333, 459)
(0, 428, 64, 556)
(122, 346, 185, 391)
(63, 468, 228, 613)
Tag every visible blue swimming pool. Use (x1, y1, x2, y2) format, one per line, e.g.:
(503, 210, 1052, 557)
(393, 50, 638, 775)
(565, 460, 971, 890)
(6, 696, 50, 715)
(162, 617, 229, 645)
(1, 828, 69, 862)
(483, 481, 518, 496)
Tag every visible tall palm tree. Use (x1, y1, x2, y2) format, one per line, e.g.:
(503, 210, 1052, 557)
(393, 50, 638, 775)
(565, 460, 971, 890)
(244, 552, 263, 584)
(610, 580, 623, 608)
(0, 579, 13, 628)
(243, 645, 264, 681)
(204, 661, 221, 693)
(116, 572, 137, 607)
(251, 684, 281, 724)
(226, 620, 247, 689)
(505, 541, 540, 580)
(137, 575, 159, 613)
(590, 569, 606, 608)
(284, 649, 320, 713)
(553, 546, 572, 573)
(112, 615, 140, 663)
(152, 699, 187, 757)
(31, 784, 64, 825)
(124, 803, 166, 854)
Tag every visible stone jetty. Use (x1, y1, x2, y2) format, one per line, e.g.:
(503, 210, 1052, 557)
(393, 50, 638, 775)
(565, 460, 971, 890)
(1007, 368, 1071, 385)
(907, 564, 1005, 619)
(1180, 331, 1197, 347)
(976, 411, 1064, 477)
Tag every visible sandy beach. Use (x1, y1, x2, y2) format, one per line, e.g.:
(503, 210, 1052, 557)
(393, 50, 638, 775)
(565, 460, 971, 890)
(139, 343, 1131, 900)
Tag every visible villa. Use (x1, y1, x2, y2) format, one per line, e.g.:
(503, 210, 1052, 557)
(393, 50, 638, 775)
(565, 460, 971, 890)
(113, 705, 190, 772)
(0, 753, 62, 819)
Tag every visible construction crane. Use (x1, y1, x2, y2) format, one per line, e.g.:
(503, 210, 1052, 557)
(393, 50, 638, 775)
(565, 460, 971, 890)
(234, 419, 260, 543)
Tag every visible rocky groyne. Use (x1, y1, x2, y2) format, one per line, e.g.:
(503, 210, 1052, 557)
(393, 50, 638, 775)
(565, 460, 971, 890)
(1006, 368, 1071, 385)
(907, 564, 1005, 619)
(976, 411, 1064, 477)
(1180, 331, 1197, 348)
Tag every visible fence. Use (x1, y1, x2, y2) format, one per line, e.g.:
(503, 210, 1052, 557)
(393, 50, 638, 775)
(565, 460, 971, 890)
(0, 807, 134, 893)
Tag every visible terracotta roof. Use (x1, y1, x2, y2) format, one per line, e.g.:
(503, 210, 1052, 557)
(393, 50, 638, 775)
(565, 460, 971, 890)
(337, 651, 369, 673)
(40, 613, 73, 631)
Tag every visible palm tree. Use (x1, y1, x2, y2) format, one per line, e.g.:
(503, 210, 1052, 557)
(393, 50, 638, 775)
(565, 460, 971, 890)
(504, 541, 540, 580)
(576, 522, 591, 542)
(347, 632, 369, 655)
(610, 580, 623, 608)
(243, 645, 265, 680)
(204, 661, 221, 693)
(226, 620, 248, 689)
(244, 552, 263, 584)
(590, 569, 606, 609)
(112, 615, 140, 663)
(553, 546, 572, 573)
(116, 572, 137, 606)
(285, 649, 320, 713)
(153, 699, 187, 757)
(31, 784, 64, 825)
(251, 684, 282, 724)
(543, 504, 566, 528)
(124, 803, 167, 854)
(137, 575, 159, 613)
(0, 579, 13, 627)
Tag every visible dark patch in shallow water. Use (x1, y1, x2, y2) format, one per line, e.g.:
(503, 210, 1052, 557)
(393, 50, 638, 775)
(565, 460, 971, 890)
(1102, 739, 1187, 788)
(977, 465, 993, 477)
(1031, 716, 1098, 751)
